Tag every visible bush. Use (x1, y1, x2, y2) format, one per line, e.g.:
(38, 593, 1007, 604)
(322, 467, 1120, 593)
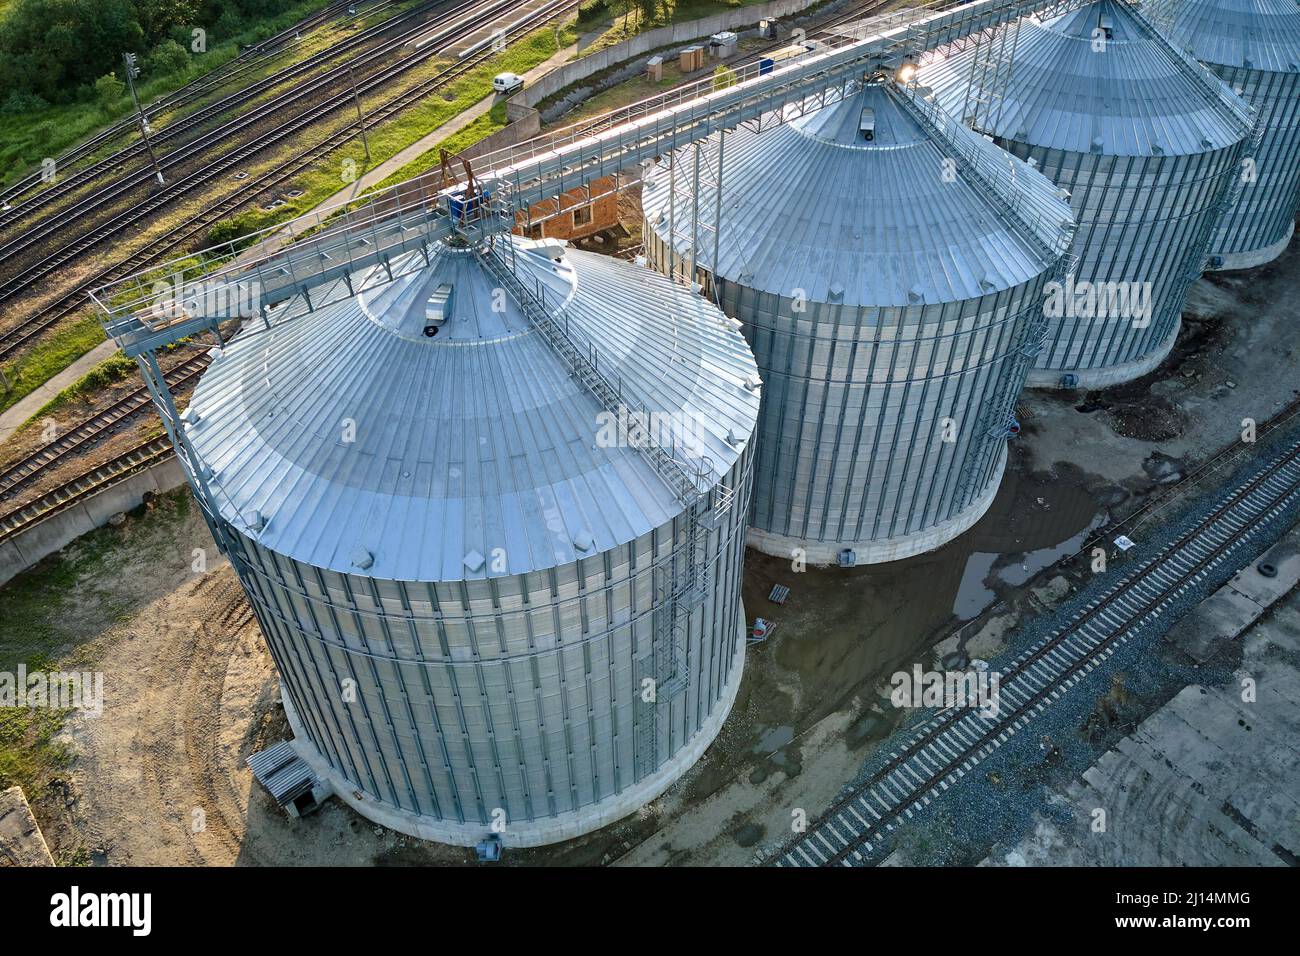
(94, 72, 126, 110)
(576, 0, 609, 24)
(150, 38, 190, 76)
(0, 0, 305, 105)
(1, 89, 48, 114)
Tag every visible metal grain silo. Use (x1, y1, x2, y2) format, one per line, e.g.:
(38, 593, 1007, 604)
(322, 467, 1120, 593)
(642, 80, 1075, 565)
(182, 236, 761, 847)
(921, 0, 1254, 388)
(1144, 0, 1300, 269)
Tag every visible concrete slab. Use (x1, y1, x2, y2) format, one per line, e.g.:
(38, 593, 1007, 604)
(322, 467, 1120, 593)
(0, 785, 54, 866)
(984, 556, 1300, 867)
(1166, 524, 1300, 661)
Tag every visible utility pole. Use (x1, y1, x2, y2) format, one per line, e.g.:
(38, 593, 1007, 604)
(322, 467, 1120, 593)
(349, 66, 371, 166)
(123, 53, 165, 187)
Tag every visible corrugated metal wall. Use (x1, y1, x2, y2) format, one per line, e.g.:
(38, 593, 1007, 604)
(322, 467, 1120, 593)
(646, 229, 1049, 561)
(996, 140, 1245, 379)
(222, 446, 753, 828)
(1206, 66, 1300, 262)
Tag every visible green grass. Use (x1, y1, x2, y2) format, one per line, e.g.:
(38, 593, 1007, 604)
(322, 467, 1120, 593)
(0, 315, 107, 417)
(23, 352, 137, 426)
(375, 101, 510, 189)
(577, 0, 777, 55)
(0, 0, 336, 187)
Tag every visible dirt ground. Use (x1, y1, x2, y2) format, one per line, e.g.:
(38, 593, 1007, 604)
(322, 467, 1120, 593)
(7, 234, 1300, 867)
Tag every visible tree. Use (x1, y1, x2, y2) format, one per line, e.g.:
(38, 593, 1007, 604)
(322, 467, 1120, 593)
(151, 37, 190, 75)
(94, 72, 125, 111)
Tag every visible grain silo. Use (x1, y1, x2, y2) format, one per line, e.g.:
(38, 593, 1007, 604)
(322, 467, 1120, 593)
(642, 80, 1075, 565)
(921, 0, 1254, 388)
(181, 235, 761, 847)
(1144, 0, 1300, 269)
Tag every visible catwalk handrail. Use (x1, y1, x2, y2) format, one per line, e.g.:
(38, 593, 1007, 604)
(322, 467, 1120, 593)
(91, 0, 1115, 350)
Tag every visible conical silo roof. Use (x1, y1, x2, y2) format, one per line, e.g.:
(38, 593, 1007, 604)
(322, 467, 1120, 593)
(643, 81, 1073, 308)
(922, 0, 1253, 155)
(1144, 0, 1300, 73)
(184, 239, 760, 582)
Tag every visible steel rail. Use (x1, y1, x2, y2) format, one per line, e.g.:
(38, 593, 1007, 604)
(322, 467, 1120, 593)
(774, 436, 1300, 866)
(0, 0, 384, 210)
(0, 434, 175, 545)
(0, 0, 580, 364)
(0, 0, 513, 267)
(0, 355, 208, 500)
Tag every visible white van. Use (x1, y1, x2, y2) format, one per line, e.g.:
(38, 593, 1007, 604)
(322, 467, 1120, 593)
(492, 72, 524, 95)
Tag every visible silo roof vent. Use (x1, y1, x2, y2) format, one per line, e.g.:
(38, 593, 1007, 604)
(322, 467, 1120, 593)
(351, 548, 374, 570)
(859, 107, 876, 141)
(426, 283, 454, 325)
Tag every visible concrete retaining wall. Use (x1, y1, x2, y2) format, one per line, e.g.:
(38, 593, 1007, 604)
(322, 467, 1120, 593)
(506, 0, 825, 122)
(0, 457, 186, 587)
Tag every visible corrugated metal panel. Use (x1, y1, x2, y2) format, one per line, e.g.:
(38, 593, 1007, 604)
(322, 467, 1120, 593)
(247, 741, 316, 805)
(928, 0, 1252, 156)
(922, 0, 1252, 382)
(190, 237, 761, 841)
(187, 241, 760, 581)
(1145, 0, 1300, 261)
(642, 81, 1072, 562)
(228, 444, 755, 829)
(1144, 0, 1300, 73)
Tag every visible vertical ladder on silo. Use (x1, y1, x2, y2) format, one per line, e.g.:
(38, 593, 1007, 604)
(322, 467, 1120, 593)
(478, 241, 730, 781)
(961, 7, 1025, 137)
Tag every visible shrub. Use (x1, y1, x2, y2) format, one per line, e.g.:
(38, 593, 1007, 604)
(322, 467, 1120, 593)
(94, 73, 126, 110)
(576, 0, 609, 24)
(150, 38, 190, 76)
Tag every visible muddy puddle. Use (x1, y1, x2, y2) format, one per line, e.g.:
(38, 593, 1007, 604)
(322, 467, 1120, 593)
(739, 447, 1104, 742)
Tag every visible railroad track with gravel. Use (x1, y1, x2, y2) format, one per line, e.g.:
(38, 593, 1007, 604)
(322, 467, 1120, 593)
(773, 436, 1300, 867)
(0, 0, 432, 235)
(0, 0, 579, 364)
(0, 354, 209, 501)
(0, 0, 512, 276)
(0, 435, 175, 545)
(0, 1, 401, 214)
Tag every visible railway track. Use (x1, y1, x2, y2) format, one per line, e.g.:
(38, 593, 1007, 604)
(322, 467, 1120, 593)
(0, 0, 388, 214)
(773, 434, 1300, 867)
(0, 0, 438, 236)
(0, 0, 578, 364)
(0, 0, 496, 272)
(0, 355, 208, 502)
(0, 435, 175, 545)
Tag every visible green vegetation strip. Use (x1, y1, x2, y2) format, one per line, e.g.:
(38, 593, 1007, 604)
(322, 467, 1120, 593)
(209, 24, 576, 246)
(0, 0, 341, 186)
(0, 316, 107, 417)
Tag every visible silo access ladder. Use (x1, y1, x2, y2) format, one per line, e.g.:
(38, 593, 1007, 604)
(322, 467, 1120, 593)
(476, 241, 732, 780)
